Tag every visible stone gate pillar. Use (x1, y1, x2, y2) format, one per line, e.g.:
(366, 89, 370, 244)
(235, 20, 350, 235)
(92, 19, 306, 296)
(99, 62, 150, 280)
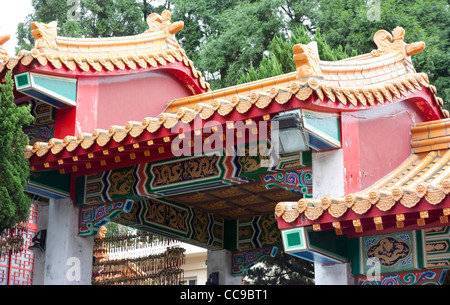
(312, 149, 355, 285)
(34, 197, 94, 285)
(206, 249, 242, 285)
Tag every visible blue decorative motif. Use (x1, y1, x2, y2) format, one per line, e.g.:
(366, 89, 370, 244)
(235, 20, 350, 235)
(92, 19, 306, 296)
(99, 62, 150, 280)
(232, 246, 278, 275)
(262, 168, 312, 197)
(79, 199, 134, 236)
(366, 236, 411, 267)
(358, 270, 442, 285)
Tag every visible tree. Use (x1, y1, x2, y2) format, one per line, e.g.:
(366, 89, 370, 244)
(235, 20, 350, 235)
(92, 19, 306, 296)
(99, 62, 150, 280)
(306, 0, 450, 105)
(172, 0, 288, 90)
(245, 244, 314, 285)
(238, 25, 357, 84)
(0, 71, 34, 232)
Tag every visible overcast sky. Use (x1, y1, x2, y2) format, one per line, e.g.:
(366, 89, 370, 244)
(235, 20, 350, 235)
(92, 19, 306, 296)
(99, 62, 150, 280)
(0, 0, 34, 55)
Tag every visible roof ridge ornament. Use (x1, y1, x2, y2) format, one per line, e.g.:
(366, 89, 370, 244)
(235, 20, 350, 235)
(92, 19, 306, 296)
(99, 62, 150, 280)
(293, 41, 323, 79)
(0, 26, 10, 58)
(371, 26, 425, 58)
(30, 21, 58, 50)
(145, 10, 184, 35)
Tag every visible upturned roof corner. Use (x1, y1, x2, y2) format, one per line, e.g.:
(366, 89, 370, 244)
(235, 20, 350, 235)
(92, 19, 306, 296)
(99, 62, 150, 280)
(145, 9, 184, 36)
(293, 41, 323, 79)
(0, 10, 210, 90)
(372, 26, 425, 58)
(0, 26, 10, 58)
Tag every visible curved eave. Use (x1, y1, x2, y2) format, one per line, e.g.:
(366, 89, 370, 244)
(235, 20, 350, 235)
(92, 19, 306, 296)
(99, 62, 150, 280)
(25, 71, 446, 175)
(275, 119, 450, 237)
(1, 47, 210, 95)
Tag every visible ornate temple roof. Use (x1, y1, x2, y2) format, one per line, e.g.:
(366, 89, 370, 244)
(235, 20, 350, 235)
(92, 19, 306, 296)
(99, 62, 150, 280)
(0, 10, 210, 91)
(17, 25, 447, 174)
(275, 118, 450, 234)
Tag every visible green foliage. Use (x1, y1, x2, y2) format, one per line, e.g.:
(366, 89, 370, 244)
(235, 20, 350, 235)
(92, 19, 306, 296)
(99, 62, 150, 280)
(245, 244, 314, 285)
(0, 71, 34, 232)
(307, 0, 450, 105)
(172, 0, 287, 89)
(238, 25, 358, 83)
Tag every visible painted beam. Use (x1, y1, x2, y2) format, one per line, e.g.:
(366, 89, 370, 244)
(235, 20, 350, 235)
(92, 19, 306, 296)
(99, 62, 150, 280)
(349, 227, 450, 276)
(231, 246, 277, 276)
(357, 269, 448, 285)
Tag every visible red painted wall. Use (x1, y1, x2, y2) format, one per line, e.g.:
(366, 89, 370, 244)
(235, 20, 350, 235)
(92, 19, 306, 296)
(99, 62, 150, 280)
(69, 70, 193, 135)
(350, 101, 428, 191)
(95, 70, 193, 129)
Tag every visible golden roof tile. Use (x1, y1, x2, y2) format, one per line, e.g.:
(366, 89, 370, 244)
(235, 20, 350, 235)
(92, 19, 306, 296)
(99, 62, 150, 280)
(23, 27, 448, 165)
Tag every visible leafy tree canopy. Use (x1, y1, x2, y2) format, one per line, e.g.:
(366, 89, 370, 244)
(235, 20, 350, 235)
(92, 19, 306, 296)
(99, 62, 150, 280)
(0, 71, 34, 232)
(244, 244, 314, 285)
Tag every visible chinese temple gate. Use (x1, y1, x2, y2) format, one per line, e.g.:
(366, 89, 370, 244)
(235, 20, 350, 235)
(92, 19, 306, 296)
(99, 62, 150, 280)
(0, 10, 448, 284)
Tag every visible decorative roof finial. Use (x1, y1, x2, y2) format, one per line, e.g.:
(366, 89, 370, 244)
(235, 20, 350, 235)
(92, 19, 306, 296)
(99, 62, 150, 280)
(372, 26, 425, 57)
(0, 26, 10, 58)
(31, 21, 58, 50)
(293, 41, 323, 79)
(145, 10, 184, 35)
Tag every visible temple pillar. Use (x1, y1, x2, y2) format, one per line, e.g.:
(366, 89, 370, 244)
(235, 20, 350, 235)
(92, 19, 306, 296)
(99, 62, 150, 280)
(31, 203, 48, 285)
(206, 249, 242, 285)
(314, 262, 355, 285)
(37, 198, 94, 285)
(311, 149, 355, 285)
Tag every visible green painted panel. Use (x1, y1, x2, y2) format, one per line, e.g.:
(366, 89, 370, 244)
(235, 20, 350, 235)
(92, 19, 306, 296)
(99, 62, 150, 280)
(348, 237, 362, 275)
(224, 219, 238, 251)
(286, 232, 302, 247)
(282, 227, 306, 252)
(414, 230, 426, 270)
(31, 73, 77, 103)
(14, 72, 30, 90)
(75, 176, 87, 205)
(302, 110, 340, 145)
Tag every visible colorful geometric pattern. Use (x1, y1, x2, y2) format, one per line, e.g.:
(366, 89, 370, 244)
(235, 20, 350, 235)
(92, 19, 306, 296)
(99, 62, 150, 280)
(238, 215, 281, 250)
(262, 167, 312, 197)
(79, 199, 134, 236)
(231, 246, 277, 275)
(113, 198, 225, 249)
(424, 226, 450, 268)
(357, 269, 448, 285)
(81, 155, 238, 205)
